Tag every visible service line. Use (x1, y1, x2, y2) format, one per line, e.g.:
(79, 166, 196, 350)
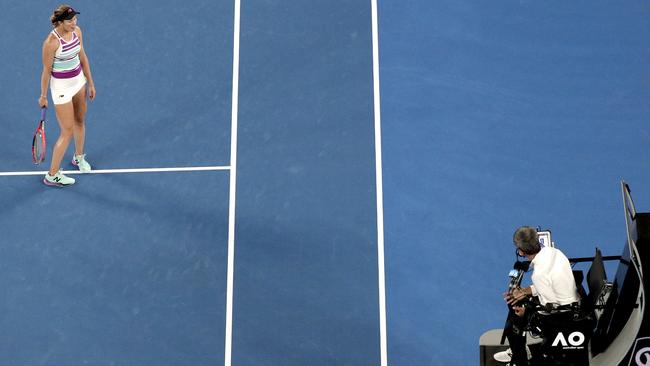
(0, 166, 230, 176)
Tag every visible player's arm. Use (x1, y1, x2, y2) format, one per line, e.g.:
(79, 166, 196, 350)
(39, 36, 58, 107)
(76, 26, 96, 99)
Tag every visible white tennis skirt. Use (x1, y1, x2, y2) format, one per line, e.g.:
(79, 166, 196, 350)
(50, 71, 87, 105)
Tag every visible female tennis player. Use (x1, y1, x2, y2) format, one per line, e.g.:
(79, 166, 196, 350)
(38, 5, 96, 186)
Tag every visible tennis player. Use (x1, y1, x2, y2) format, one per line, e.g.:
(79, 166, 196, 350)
(38, 5, 96, 186)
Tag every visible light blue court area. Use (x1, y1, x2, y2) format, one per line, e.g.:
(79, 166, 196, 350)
(0, 172, 229, 366)
(379, 1, 650, 365)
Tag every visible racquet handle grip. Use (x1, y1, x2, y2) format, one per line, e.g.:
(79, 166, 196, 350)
(41, 107, 47, 121)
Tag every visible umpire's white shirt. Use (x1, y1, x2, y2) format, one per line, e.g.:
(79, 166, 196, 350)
(530, 246, 580, 306)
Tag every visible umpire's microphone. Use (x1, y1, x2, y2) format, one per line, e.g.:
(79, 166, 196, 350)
(507, 261, 529, 294)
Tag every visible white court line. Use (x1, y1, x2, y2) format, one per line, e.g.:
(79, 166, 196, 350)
(371, 0, 388, 365)
(0, 166, 230, 176)
(224, 0, 241, 363)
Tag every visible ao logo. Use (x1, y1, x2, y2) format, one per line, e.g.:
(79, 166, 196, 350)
(552, 331, 585, 347)
(635, 347, 650, 366)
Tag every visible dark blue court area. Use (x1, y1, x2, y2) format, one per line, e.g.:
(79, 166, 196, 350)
(1, 1, 649, 365)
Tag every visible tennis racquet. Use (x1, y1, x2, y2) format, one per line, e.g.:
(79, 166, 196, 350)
(32, 107, 47, 164)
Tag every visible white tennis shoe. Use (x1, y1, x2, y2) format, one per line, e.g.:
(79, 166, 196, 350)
(44, 171, 75, 187)
(72, 154, 92, 173)
(493, 346, 532, 363)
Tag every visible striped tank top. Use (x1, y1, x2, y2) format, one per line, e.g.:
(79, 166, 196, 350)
(51, 29, 82, 79)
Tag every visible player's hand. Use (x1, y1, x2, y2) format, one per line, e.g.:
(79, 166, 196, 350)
(38, 96, 48, 108)
(88, 83, 96, 101)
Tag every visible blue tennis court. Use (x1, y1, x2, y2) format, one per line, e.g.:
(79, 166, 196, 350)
(1, 1, 649, 365)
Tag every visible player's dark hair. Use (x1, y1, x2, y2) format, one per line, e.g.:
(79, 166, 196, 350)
(50, 4, 73, 26)
(513, 226, 541, 255)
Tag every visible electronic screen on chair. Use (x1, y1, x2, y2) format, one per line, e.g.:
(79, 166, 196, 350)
(538, 230, 553, 248)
